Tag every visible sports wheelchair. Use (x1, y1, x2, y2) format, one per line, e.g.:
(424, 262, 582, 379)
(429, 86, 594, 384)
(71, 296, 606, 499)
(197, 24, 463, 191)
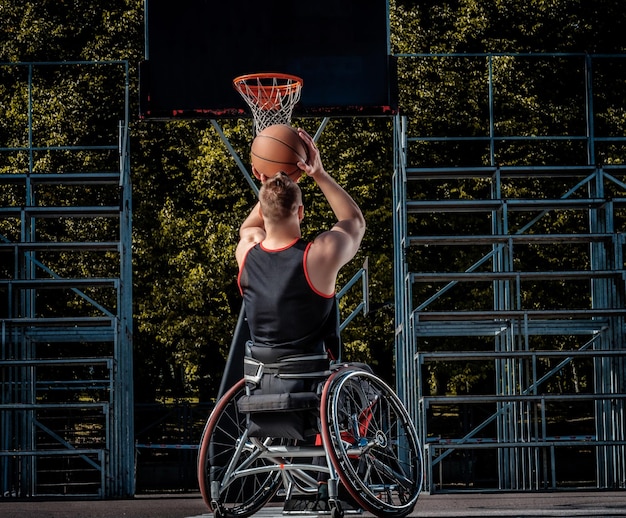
(197, 347, 424, 518)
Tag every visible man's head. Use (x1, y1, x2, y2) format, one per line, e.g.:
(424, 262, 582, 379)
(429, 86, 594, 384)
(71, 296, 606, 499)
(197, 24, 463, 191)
(258, 172, 303, 224)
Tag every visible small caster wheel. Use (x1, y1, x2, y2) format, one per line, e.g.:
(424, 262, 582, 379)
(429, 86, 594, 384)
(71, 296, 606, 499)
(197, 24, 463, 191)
(330, 502, 344, 518)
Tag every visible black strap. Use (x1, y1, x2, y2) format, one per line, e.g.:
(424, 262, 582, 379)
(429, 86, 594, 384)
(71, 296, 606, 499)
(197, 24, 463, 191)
(244, 354, 329, 377)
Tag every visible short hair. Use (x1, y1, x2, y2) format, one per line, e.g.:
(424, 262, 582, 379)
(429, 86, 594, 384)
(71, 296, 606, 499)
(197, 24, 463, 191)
(259, 172, 302, 223)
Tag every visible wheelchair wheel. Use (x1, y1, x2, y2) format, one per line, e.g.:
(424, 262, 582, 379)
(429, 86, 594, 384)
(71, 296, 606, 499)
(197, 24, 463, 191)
(197, 379, 284, 518)
(320, 368, 423, 518)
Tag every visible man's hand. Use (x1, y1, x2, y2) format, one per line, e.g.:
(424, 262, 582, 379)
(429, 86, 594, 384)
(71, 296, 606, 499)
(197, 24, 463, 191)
(297, 129, 325, 178)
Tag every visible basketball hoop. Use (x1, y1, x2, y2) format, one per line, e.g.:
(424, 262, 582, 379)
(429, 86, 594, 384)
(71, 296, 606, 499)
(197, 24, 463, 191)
(233, 73, 303, 134)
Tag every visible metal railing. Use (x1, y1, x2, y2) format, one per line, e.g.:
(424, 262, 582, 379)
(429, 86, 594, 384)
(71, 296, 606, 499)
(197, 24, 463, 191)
(0, 61, 133, 498)
(393, 53, 626, 492)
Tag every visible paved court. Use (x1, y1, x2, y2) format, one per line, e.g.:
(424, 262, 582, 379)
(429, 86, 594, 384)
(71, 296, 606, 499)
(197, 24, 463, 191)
(2, 491, 626, 518)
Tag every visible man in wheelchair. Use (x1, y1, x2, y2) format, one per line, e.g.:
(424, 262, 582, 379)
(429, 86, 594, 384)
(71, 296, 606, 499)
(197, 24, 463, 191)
(235, 127, 365, 506)
(199, 127, 421, 517)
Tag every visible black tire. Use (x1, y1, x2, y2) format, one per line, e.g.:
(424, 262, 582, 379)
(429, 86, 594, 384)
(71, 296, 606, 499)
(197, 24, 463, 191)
(320, 368, 423, 518)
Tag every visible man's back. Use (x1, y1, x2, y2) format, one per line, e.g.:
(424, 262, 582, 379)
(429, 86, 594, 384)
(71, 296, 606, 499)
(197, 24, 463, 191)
(239, 238, 334, 352)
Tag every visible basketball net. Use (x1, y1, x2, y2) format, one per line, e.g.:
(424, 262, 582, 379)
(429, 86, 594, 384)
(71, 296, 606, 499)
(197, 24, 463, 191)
(233, 73, 303, 134)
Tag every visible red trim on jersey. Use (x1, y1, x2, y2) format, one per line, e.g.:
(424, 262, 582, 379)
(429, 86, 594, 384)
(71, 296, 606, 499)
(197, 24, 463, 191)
(259, 238, 300, 253)
(237, 247, 253, 295)
(303, 242, 335, 298)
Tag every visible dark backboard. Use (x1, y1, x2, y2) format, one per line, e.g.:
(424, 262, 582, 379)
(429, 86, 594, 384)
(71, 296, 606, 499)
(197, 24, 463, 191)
(139, 0, 396, 119)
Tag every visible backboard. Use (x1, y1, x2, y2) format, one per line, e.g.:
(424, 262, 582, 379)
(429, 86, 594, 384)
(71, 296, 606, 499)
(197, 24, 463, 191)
(139, 0, 396, 119)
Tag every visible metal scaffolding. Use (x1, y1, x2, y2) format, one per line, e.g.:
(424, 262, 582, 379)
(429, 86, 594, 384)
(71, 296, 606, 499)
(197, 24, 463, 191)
(0, 61, 133, 497)
(393, 53, 626, 492)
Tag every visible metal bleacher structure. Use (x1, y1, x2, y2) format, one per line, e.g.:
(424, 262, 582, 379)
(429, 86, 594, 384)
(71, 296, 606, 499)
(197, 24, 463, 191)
(393, 53, 626, 492)
(1, 50, 625, 499)
(0, 61, 133, 498)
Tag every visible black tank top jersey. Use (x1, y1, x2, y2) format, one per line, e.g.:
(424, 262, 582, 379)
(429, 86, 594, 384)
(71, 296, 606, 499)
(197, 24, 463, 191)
(238, 238, 335, 349)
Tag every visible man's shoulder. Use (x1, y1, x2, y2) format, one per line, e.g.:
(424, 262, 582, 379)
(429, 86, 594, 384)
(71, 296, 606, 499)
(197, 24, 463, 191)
(236, 237, 262, 269)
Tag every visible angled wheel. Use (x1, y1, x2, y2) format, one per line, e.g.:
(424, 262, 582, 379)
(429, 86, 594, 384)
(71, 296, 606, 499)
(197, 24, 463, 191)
(320, 368, 423, 518)
(197, 379, 284, 518)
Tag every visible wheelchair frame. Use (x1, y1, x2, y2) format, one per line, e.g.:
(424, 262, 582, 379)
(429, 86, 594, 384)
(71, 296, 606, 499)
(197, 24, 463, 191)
(197, 364, 423, 518)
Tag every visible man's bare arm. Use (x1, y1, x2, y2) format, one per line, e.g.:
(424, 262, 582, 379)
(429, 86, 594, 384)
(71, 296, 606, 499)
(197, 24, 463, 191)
(236, 202, 265, 268)
(297, 129, 366, 293)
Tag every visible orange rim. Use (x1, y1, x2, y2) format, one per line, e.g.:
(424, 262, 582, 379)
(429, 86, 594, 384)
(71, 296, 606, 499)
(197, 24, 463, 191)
(233, 72, 303, 89)
(233, 72, 303, 121)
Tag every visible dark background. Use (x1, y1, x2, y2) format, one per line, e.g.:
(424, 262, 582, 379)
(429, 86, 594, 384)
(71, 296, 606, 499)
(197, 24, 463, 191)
(140, 0, 396, 118)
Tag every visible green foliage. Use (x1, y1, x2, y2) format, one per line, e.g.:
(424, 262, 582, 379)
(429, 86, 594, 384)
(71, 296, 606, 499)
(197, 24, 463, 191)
(131, 120, 251, 401)
(0, 1, 143, 62)
(391, 0, 626, 54)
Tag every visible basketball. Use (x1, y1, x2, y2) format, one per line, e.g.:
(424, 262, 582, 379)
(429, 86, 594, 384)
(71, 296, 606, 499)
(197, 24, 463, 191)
(250, 124, 308, 179)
